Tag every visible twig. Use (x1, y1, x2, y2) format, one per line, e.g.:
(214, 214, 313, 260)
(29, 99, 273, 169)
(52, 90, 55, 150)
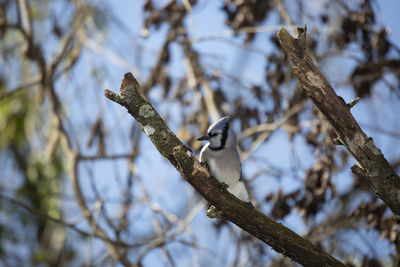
(0, 192, 133, 248)
(273, 0, 294, 25)
(0, 76, 41, 100)
(78, 153, 136, 161)
(347, 97, 360, 109)
(193, 25, 299, 43)
(240, 99, 308, 138)
(239, 99, 308, 161)
(17, 0, 32, 36)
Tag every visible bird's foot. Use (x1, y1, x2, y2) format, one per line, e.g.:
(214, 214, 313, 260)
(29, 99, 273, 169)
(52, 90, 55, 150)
(219, 182, 229, 190)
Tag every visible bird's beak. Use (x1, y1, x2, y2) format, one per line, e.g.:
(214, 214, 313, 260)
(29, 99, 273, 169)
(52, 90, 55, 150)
(196, 135, 209, 141)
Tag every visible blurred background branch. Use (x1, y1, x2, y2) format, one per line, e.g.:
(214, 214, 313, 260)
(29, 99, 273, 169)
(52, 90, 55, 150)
(0, 0, 400, 266)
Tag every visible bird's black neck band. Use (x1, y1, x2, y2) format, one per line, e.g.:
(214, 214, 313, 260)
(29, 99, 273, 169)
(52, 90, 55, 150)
(209, 145, 224, 151)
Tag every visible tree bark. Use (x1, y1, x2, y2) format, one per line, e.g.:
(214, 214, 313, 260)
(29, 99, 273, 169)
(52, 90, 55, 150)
(277, 27, 400, 216)
(105, 73, 345, 266)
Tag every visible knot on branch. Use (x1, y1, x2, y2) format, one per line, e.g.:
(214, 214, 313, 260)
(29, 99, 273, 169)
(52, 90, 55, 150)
(277, 26, 308, 59)
(365, 137, 382, 157)
(172, 145, 194, 178)
(206, 205, 223, 218)
(294, 25, 307, 58)
(351, 165, 369, 180)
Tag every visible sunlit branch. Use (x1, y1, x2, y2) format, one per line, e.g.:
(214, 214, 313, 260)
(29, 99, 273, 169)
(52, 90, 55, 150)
(105, 72, 345, 267)
(278, 27, 400, 216)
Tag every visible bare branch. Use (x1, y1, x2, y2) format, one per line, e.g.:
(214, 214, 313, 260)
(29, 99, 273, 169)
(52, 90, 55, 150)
(105, 72, 345, 267)
(182, 35, 220, 121)
(17, 0, 32, 36)
(277, 27, 400, 215)
(0, 192, 134, 249)
(273, 0, 294, 25)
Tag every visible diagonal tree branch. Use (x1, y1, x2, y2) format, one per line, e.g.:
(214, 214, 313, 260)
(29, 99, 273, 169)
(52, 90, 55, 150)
(105, 72, 345, 266)
(277, 27, 400, 216)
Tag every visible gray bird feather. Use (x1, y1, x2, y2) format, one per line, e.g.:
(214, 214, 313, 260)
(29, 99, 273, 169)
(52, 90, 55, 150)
(198, 117, 250, 203)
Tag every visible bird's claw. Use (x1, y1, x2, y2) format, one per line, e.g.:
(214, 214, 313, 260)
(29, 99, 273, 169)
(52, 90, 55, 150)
(220, 182, 229, 190)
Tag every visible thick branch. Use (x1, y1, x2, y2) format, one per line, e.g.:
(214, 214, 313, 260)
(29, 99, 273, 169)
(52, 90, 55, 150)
(105, 73, 345, 267)
(277, 27, 400, 215)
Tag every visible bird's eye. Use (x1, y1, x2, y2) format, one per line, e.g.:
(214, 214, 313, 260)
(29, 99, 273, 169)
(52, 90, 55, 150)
(209, 133, 218, 137)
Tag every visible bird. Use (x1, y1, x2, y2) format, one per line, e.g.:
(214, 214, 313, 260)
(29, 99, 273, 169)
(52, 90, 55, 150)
(197, 116, 251, 204)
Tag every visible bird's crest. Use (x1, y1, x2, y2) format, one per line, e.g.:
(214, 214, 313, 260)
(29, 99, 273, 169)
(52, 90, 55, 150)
(207, 116, 229, 134)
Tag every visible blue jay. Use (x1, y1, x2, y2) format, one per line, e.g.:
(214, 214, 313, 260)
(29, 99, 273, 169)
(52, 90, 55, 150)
(197, 116, 251, 203)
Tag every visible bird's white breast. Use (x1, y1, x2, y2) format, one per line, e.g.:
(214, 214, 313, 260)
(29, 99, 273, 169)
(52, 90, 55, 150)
(199, 143, 250, 202)
(203, 148, 241, 187)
